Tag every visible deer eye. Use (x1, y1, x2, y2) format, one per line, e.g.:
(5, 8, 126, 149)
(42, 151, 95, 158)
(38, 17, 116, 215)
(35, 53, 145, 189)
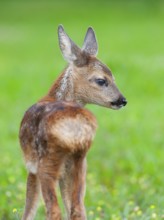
(95, 78, 108, 86)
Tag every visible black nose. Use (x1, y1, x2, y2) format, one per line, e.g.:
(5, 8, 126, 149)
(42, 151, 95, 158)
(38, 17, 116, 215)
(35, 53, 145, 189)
(111, 97, 127, 107)
(121, 97, 127, 106)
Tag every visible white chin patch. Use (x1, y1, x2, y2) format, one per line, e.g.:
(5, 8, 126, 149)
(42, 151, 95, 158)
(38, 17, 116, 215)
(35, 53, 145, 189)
(111, 105, 122, 110)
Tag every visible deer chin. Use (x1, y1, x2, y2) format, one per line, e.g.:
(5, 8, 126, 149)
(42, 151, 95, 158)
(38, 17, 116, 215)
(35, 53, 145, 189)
(110, 103, 124, 110)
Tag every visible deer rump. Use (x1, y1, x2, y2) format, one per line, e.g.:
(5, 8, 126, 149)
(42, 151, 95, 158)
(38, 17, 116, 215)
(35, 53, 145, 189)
(19, 101, 97, 174)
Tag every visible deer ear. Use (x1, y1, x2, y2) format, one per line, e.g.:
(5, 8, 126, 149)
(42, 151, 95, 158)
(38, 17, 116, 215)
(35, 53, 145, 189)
(82, 27, 98, 56)
(58, 25, 82, 64)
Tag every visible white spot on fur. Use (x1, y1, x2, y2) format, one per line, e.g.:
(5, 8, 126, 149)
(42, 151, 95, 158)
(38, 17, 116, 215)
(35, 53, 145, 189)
(56, 67, 73, 100)
(26, 161, 38, 174)
(45, 105, 52, 112)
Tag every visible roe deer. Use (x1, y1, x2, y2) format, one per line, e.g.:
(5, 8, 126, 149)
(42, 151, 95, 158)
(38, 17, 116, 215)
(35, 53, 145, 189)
(19, 25, 127, 220)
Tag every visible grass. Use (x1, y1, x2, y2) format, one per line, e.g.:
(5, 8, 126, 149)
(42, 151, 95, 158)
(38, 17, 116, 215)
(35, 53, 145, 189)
(0, 0, 164, 219)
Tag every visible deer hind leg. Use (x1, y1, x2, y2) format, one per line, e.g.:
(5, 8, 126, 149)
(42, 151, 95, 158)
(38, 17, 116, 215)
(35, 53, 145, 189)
(60, 153, 87, 220)
(21, 173, 40, 220)
(39, 175, 62, 220)
(38, 150, 66, 220)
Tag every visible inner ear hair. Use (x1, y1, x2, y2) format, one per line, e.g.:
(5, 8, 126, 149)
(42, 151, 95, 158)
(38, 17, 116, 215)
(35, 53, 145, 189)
(82, 27, 98, 56)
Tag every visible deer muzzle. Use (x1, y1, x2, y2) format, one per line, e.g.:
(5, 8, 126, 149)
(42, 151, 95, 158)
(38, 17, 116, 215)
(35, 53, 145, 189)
(111, 96, 127, 109)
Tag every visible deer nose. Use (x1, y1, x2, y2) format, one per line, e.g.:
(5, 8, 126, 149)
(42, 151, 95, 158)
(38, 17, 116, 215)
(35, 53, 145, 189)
(111, 97, 127, 107)
(121, 97, 127, 106)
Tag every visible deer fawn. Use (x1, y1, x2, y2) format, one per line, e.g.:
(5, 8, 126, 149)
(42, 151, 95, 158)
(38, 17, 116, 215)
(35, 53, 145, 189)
(19, 25, 127, 220)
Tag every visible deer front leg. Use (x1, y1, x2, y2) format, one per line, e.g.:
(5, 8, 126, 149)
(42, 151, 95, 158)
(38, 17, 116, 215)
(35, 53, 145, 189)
(70, 154, 87, 220)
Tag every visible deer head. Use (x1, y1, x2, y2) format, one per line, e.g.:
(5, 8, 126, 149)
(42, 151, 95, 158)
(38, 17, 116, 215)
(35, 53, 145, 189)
(58, 25, 127, 109)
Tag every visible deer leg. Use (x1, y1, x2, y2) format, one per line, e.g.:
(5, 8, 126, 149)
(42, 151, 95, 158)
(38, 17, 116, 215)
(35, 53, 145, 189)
(59, 155, 87, 220)
(70, 154, 87, 220)
(39, 175, 62, 220)
(38, 151, 65, 220)
(59, 175, 71, 219)
(21, 173, 40, 220)
(59, 171, 73, 219)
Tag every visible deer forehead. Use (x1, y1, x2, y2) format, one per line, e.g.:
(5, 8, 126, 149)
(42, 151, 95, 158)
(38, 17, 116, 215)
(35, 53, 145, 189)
(72, 58, 114, 82)
(88, 61, 114, 81)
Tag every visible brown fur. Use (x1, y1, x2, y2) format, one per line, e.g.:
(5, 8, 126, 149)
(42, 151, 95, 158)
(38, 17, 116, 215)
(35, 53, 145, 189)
(19, 25, 126, 220)
(20, 101, 97, 220)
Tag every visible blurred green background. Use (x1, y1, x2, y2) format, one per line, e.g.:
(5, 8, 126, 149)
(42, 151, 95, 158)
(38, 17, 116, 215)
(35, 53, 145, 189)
(0, 0, 164, 219)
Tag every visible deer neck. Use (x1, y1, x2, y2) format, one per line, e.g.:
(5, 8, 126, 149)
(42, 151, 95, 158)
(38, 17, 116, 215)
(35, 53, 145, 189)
(45, 66, 85, 106)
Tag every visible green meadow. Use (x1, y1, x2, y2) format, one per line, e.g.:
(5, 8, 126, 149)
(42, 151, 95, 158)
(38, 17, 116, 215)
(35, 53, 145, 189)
(0, 1, 164, 219)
